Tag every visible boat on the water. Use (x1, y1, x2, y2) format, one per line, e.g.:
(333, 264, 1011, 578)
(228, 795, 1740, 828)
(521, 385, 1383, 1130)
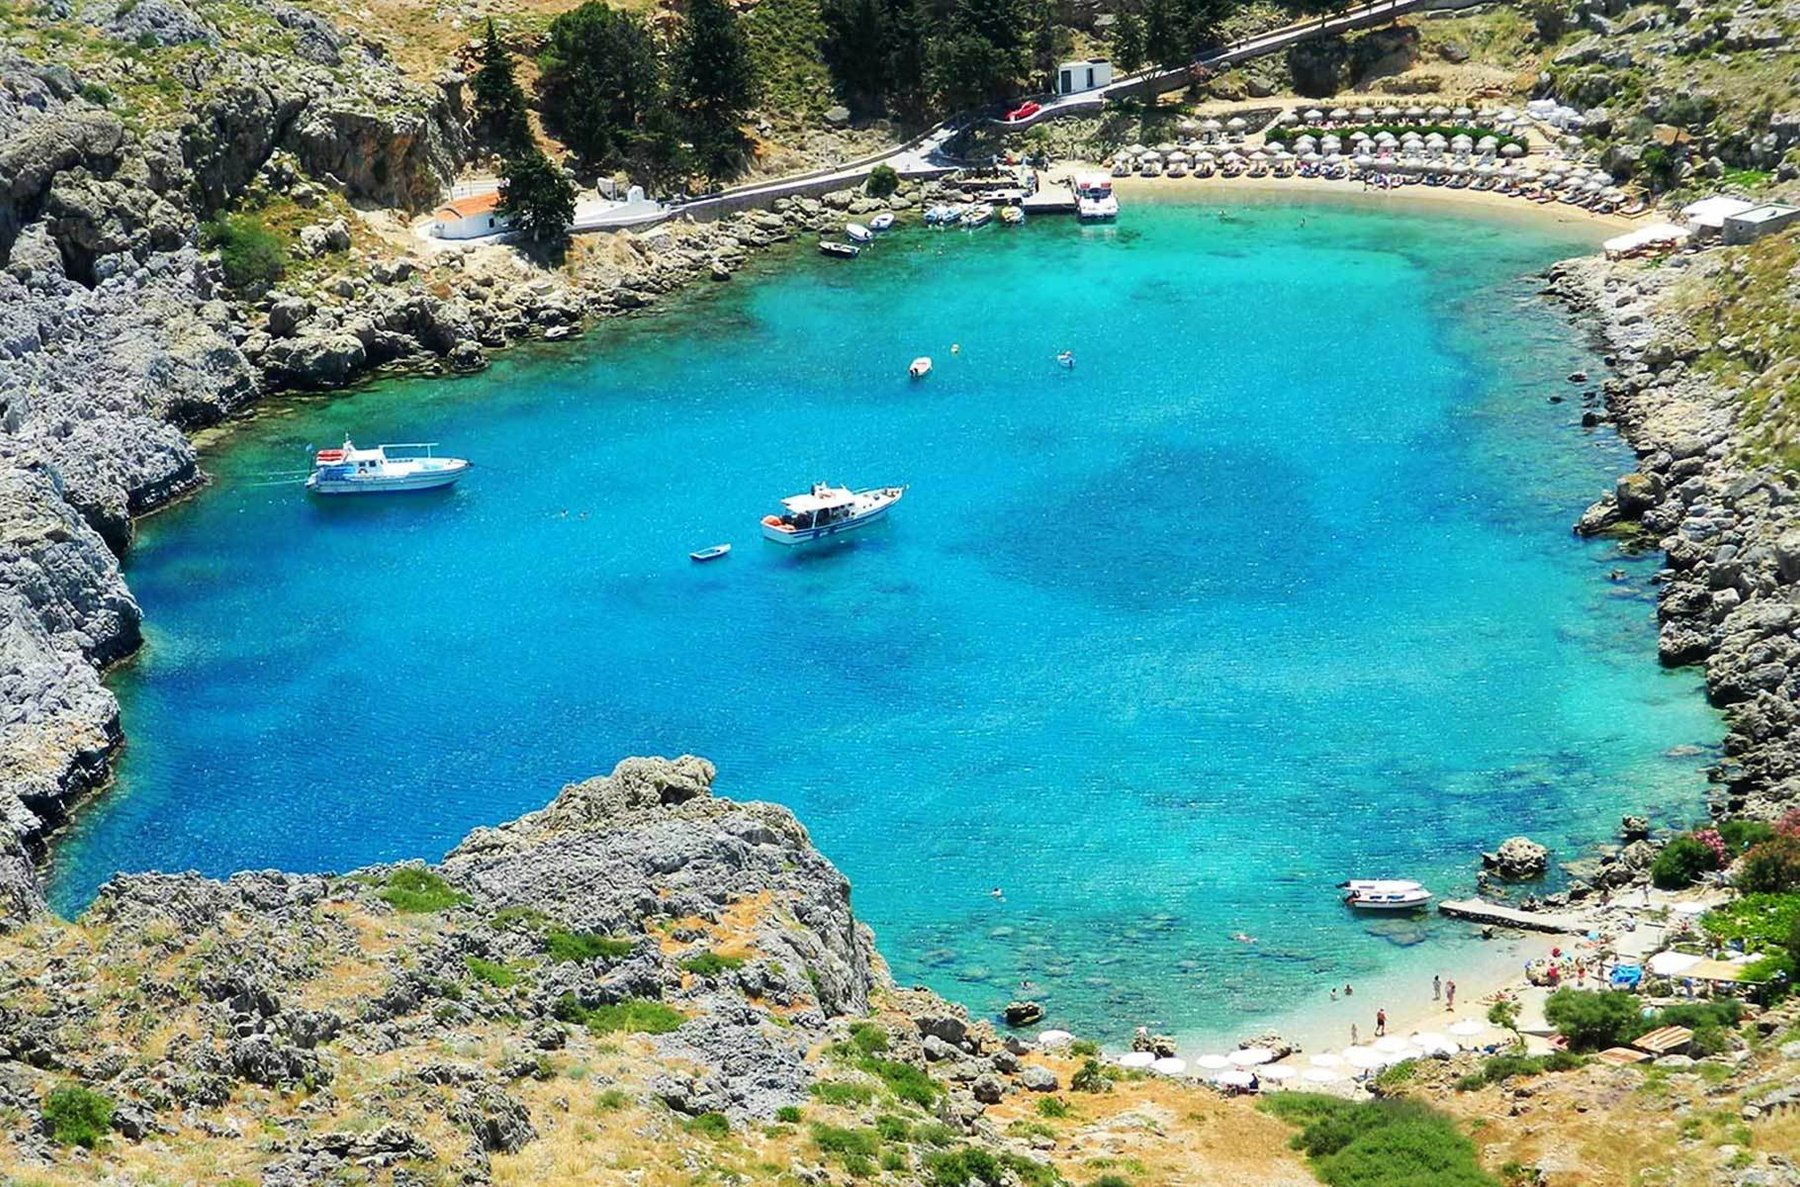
(1074, 174, 1119, 222)
(689, 543, 732, 562)
(909, 356, 932, 379)
(962, 203, 994, 228)
(1339, 879, 1432, 911)
(306, 439, 469, 495)
(761, 483, 905, 546)
(923, 205, 957, 226)
(869, 212, 896, 232)
(846, 222, 873, 244)
(999, 205, 1024, 226)
(819, 240, 861, 259)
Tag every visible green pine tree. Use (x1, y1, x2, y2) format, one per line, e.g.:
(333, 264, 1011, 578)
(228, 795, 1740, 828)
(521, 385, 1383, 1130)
(472, 19, 532, 150)
(498, 148, 576, 243)
(538, 2, 664, 167)
(884, 0, 930, 123)
(1109, 10, 1146, 75)
(671, 0, 756, 183)
(820, 0, 892, 118)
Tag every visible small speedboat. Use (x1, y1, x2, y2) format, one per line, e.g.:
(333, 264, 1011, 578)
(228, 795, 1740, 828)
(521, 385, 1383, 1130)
(1340, 879, 1432, 911)
(962, 203, 993, 228)
(761, 483, 905, 546)
(999, 205, 1024, 226)
(869, 212, 896, 232)
(306, 439, 469, 494)
(909, 356, 932, 379)
(819, 240, 860, 259)
(1055, 351, 1074, 369)
(689, 543, 732, 563)
(845, 222, 873, 244)
(923, 205, 956, 226)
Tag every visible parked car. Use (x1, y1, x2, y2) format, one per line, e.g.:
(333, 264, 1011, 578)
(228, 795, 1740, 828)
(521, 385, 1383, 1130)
(1005, 100, 1041, 122)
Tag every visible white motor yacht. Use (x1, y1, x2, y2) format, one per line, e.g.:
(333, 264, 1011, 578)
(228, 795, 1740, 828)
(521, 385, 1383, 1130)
(306, 439, 469, 494)
(761, 483, 905, 545)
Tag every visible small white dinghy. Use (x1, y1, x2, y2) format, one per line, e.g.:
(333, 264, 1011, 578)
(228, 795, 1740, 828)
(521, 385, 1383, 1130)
(1339, 878, 1432, 911)
(869, 212, 896, 232)
(845, 222, 873, 243)
(909, 356, 932, 379)
(689, 543, 732, 563)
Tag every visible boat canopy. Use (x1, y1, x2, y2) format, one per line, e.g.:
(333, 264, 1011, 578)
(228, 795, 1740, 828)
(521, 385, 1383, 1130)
(781, 485, 857, 513)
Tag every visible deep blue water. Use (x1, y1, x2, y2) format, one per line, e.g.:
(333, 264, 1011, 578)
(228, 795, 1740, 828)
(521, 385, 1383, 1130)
(52, 199, 1720, 1041)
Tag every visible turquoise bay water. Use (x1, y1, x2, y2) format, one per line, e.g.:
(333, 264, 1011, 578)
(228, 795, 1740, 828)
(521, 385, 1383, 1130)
(53, 199, 1720, 1042)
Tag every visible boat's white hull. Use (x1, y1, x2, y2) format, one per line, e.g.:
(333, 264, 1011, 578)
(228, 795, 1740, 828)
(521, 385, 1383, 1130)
(761, 498, 898, 545)
(307, 461, 469, 494)
(1346, 898, 1433, 911)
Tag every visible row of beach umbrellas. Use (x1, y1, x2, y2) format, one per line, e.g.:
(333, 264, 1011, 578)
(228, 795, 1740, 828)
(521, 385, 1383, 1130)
(1273, 104, 1523, 127)
(1091, 1018, 1497, 1089)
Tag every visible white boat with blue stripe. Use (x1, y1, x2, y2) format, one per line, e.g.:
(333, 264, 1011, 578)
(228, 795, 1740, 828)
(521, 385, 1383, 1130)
(761, 483, 905, 546)
(306, 439, 470, 494)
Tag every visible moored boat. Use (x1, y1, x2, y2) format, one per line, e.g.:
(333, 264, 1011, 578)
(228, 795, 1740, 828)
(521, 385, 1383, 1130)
(1073, 174, 1119, 222)
(846, 222, 873, 243)
(999, 205, 1024, 226)
(689, 543, 732, 562)
(962, 203, 994, 228)
(1340, 879, 1432, 911)
(306, 439, 469, 495)
(869, 212, 896, 232)
(923, 205, 956, 226)
(819, 240, 861, 259)
(761, 483, 905, 545)
(909, 356, 932, 379)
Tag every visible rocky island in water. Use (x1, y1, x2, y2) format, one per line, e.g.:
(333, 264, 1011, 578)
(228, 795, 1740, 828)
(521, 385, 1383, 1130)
(6, 0, 1800, 1179)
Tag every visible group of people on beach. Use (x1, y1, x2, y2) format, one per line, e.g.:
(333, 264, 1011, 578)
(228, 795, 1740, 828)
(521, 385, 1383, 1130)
(1334, 973, 1458, 1045)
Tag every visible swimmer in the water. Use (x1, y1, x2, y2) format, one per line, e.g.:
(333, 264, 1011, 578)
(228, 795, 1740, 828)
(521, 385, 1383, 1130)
(990, 887, 1004, 899)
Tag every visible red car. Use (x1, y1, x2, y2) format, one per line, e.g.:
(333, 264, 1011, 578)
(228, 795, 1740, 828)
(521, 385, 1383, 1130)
(1006, 100, 1041, 122)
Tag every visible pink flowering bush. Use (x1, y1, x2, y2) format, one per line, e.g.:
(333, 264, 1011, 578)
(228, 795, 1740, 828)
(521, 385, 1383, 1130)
(1694, 828, 1729, 868)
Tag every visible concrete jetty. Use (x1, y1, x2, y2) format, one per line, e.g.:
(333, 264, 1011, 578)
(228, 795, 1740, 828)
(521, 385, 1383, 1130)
(1438, 898, 1598, 935)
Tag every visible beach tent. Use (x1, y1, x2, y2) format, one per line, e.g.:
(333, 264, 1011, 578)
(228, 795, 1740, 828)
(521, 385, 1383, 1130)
(1373, 1035, 1412, 1055)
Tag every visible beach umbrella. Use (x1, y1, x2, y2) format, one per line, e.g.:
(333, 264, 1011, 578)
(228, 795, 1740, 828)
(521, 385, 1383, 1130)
(1226, 116, 1248, 131)
(1151, 1056, 1188, 1075)
(1375, 131, 1398, 146)
(1261, 1064, 1299, 1082)
(1167, 149, 1190, 163)
(1404, 105, 1426, 120)
(1451, 134, 1473, 150)
(1446, 1020, 1488, 1038)
(1302, 1066, 1344, 1083)
(1518, 165, 1540, 181)
(1200, 118, 1222, 132)
(1294, 134, 1318, 150)
(1323, 152, 1344, 166)
(1424, 132, 1447, 148)
(1304, 108, 1325, 123)
(1501, 142, 1525, 158)
(1276, 111, 1300, 125)
(1196, 1053, 1232, 1070)
(1497, 107, 1518, 122)
(1195, 150, 1216, 163)
(1038, 1029, 1076, 1046)
(1330, 107, 1350, 122)
(1308, 1053, 1344, 1067)
(1498, 165, 1518, 180)
(1349, 130, 1371, 143)
(1223, 150, 1245, 163)
(1475, 163, 1497, 177)
(1353, 153, 1376, 169)
(1354, 105, 1376, 119)
(1321, 135, 1342, 151)
(1231, 1047, 1277, 1066)
(1154, 141, 1178, 154)
(1217, 1069, 1256, 1089)
(1411, 1032, 1458, 1055)
(1343, 1046, 1389, 1069)
(1249, 150, 1267, 162)
(1448, 161, 1471, 174)
(1453, 106, 1473, 120)
(1378, 105, 1401, 120)
(1301, 152, 1322, 164)
(1126, 142, 1148, 156)
(1372, 1036, 1413, 1055)
(1117, 1051, 1155, 1069)
(1429, 105, 1451, 119)
(1477, 135, 1499, 149)
(1583, 179, 1604, 193)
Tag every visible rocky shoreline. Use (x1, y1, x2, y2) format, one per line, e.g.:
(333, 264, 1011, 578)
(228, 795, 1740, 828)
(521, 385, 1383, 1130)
(1549, 248, 1800, 824)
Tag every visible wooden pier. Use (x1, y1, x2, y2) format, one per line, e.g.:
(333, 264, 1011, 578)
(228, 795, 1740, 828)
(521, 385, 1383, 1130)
(1437, 898, 1598, 935)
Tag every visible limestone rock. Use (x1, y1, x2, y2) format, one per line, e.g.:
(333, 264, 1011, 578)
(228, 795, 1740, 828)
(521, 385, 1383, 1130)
(1483, 837, 1550, 880)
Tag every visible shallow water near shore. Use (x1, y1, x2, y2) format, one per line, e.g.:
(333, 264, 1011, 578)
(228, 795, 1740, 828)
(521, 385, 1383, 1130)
(54, 201, 1720, 1045)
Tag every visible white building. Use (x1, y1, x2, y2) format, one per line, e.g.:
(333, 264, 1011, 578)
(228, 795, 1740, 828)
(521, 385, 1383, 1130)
(431, 191, 510, 240)
(1723, 203, 1800, 246)
(1056, 59, 1112, 95)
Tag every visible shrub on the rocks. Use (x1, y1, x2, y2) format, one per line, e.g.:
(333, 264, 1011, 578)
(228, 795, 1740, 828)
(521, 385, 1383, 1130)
(776, 1104, 804, 1123)
(865, 1057, 937, 1106)
(552, 994, 685, 1034)
(1453, 1051, 1585, 1092)
(201, 212, 286, 291)
(1739, 836, 1800, 894)
(1543, 989, 1645, 1052)
(1035, 1095, 1070, 1118)
(1070, 1058, 1111, 1093)
(866, 164, 899, 197)
(680, 950, 745, 977)
(545, 929, 634, 962)
(1651, 834, 1719, 889)
(682, 1111, 730, 1138)
(466, 956, 519, 988)
(810, 1079, 875, 1105)
(43, 1083, 114, 1149)
(595, 1087, 631, 1110)
(1260, 1094, 1492, 1187)
(1720, 820, 1777, 855)
(376, 868, 469, 913)
(847, 1021, 889, 1055)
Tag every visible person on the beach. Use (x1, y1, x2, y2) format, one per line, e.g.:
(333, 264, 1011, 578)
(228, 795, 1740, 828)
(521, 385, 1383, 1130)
(1330, 987, 1338, 1002)
(1375, 1008, 1387, 1037)
(1351, 1022, 1359, 1045)
(1432, 974, 1441, 1001)
(1446, 980, 1457, 1009)
(1344, 983, 1353, 997)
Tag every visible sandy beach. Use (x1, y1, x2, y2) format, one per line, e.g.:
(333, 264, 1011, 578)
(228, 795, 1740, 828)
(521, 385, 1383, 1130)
(1057, 167, 1635, 235)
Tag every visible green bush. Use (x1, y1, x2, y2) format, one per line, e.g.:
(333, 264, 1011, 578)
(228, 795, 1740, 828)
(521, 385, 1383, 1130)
(595, 1087, 631, 1110)
(200, 212, 287, 291)
(1261, 1093, 1497, 1187)
(810, 1079, 875, 1105)
(1740, 836, 1800, 893)
(546, 930, 635, 962)
(1071, 1058, 1111, 1093)
(683, 1111, 730, 1138)
(1069, 1039, 1100, 1057)
(1720, 820, 1777, 855)
(866, 163, 899, 197)
(810, 1121, 881, 1158)
(874, 1113, 909, 1141)
(924, 1147, 1003, 1187)
(465, 956, 519, 988)
(680, 950, 746, 977)
(1035, 1095, 1071, 1118)
(1089, 1178, 1133, 1187)
(848, 1021, 890, 1055)
(1543, 989, 1646, 1052)
(551, 994, 685, 1034)
(911, 1121, 959, 1147)
(1453, 1051, 1586, 1091)
(776, 1104, 804, 1123)
(375, 867, 467, 913)
(42, 1083, 114, 1149)
(864, 1057, 937, 1106)
(1652, 835, 1718, 889)
(78, 82, 113, 106)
